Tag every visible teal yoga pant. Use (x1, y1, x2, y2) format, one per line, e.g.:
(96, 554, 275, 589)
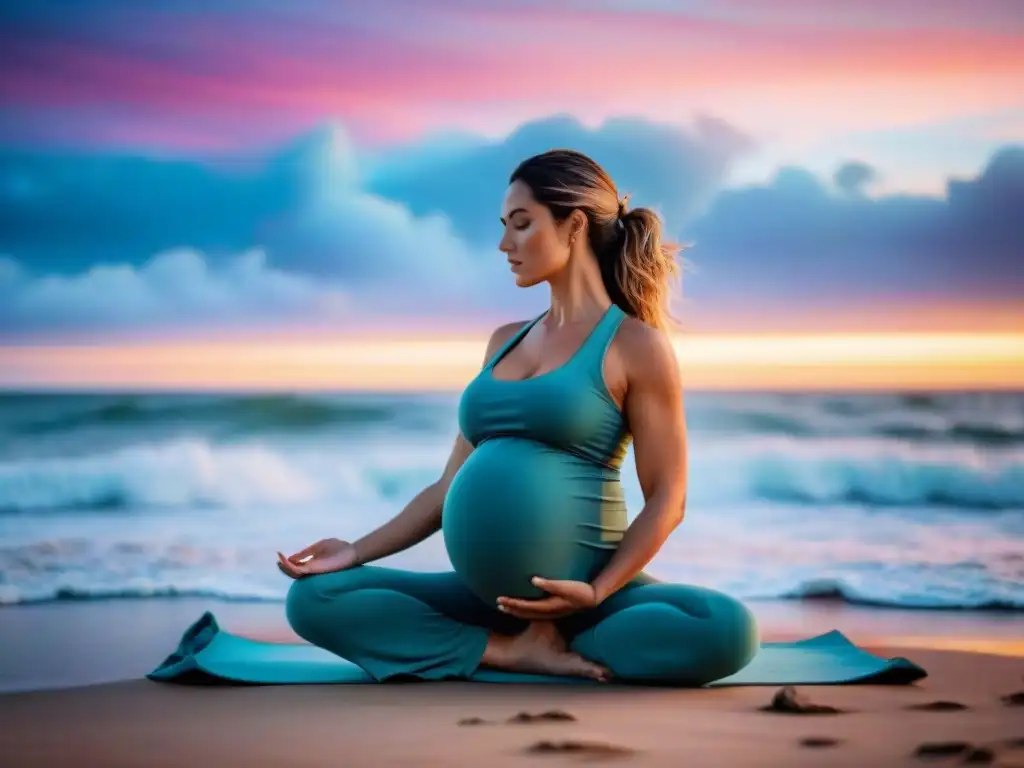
(285, 565, 760, 686)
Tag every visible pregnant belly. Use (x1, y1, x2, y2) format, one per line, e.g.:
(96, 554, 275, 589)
(441, 437, 626, 605)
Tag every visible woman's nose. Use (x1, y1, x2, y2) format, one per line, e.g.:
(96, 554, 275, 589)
(498, 231, 513, 254)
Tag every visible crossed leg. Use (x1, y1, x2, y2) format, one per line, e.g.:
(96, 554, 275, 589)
(285, 565, 759, 686)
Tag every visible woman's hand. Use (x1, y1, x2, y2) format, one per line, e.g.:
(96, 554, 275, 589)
(496, 577, 601, 620)
(276, 538, 358, 579)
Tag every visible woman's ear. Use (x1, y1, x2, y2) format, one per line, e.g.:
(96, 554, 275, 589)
(569, 209, 588, 241)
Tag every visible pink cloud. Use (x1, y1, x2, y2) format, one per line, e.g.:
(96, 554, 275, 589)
(701, 0, 1024, 30)
(1, 2, 1020, 149)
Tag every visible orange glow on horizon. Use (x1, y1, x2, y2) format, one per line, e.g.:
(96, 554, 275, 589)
(1, 332, 1020, 392)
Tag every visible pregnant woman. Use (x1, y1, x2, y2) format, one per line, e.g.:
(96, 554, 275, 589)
(277, 149, 759, 685)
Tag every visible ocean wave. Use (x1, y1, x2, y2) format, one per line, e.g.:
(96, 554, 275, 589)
(0, 585, 283, 606)
(2, 528, 1019, 611)
(0, 436, 444, 514)
(736, 438, 1024, 511)
(3, 393, 445, 437)
(1, 433, 1021, 514)
(3, 580, 1021, 611)
(876, 423, 1024, 447)
(0, 438, 329, 513)
(2, 393, 1021, 447)
(774, 578, 1023, 611)
(690, 392, 1024, 447)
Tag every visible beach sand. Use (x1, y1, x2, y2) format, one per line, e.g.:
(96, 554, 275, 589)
(1, 599, 1022, 767)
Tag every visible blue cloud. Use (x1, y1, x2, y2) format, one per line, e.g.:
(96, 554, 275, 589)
(364, 114, 752, 246)
(0, 114, 754, 338)
(0, 146, 294, 274)
(833, 161, 879, 196)
(682, 146, 1024, 305)
(0, 114, 748, 274)
(0, 112, 1020, 340)
(0, 249, 349, 338)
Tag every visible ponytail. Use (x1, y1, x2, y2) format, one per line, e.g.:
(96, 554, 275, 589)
(603, 205, 681, 331)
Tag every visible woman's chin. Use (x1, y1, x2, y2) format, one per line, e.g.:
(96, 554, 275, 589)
(513, 272, 540, 288)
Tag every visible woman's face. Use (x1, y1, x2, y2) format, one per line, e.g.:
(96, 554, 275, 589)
(499, 180, 572, 288)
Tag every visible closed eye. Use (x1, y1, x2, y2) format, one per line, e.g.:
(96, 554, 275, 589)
(500, 206, 529, 228)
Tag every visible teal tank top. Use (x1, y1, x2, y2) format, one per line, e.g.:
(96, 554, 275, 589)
(441, 304, 632, 604)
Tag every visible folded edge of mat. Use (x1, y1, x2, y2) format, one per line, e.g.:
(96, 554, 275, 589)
(147, 611, 927, 687)
(146, 611, 374, 685)
(711, 629, 927, 686)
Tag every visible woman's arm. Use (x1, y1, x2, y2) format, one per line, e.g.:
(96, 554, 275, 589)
(590, 323, 688, 603)
(348, 433, 470, 565)
(349, 320, 528, 567)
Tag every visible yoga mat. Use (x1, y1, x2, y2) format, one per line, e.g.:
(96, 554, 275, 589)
(147, 612, 927, 687)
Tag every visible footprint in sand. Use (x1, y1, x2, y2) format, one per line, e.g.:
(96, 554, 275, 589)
(461, 710, 579, 727)
(458, 716, 492, 726)
(507, 709, 578, 724)
(904, 700, 969, 712)
(959, 747, 996, 765)
(524, 739, 635, 759)
(760, 686, 846, 715)
(1001, 691, 1024, 707)
(1002, 676, 1024, 707)
(799, 737, 842, 748)
(912, 742, 997, 764)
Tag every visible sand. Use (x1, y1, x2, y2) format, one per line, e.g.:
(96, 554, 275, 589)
(1, 599, 1022, 767)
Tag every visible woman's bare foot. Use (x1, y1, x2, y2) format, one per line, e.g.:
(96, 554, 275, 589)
(481, 621, 610, 682)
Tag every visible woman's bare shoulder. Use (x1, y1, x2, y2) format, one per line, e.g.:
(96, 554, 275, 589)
(482, 320, 530, 364)
(615, 316, 680, 387)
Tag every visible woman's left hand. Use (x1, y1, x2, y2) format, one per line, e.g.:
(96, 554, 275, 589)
(496, 577, 601, 620)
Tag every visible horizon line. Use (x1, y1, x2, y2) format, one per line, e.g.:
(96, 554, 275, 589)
(1, 331, 1020, 393)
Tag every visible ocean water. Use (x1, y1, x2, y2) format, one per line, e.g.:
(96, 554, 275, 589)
(0, 391, 1021, 611)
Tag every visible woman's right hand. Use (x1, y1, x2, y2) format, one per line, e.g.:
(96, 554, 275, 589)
(277, 538, 358, 579)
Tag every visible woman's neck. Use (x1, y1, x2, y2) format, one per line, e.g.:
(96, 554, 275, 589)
(545, 249, 612, 327)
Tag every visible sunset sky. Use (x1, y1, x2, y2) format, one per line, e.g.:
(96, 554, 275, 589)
(0, 0, 1021, 391)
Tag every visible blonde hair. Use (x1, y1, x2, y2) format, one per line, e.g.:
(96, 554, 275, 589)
(510, 148, 682, 330)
